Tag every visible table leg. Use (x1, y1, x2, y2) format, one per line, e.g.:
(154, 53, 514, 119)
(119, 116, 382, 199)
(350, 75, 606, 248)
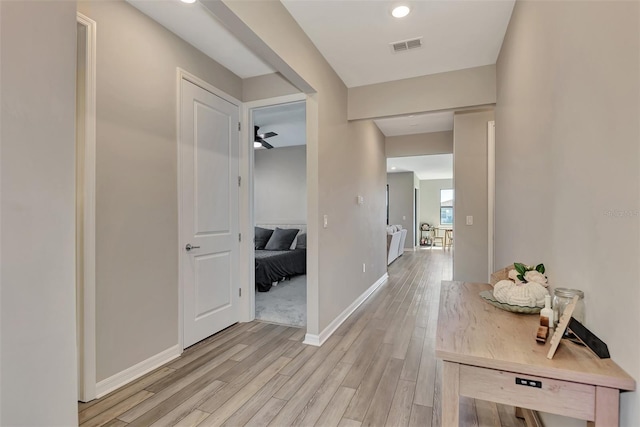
(515, 407, 524, 419)
(587, 386, 619, 427)
(442, 361, 460, 427)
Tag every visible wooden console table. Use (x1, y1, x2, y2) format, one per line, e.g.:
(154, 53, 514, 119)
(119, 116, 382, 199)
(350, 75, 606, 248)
(436, 281, 635, 426)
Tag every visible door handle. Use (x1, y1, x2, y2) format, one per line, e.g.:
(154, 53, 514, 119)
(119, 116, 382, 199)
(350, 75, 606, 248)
(185, 243, 200, 252)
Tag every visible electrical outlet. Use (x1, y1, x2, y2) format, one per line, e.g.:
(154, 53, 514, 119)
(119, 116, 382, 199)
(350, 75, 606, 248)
(323, 214, 328, 228)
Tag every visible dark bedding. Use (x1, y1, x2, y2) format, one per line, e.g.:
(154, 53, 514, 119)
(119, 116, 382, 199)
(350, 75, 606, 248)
(255, 248, 306, 292)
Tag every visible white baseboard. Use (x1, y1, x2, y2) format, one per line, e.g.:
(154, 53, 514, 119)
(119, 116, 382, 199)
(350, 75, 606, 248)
(303, 273, 389, 347)
(95, 344, 181, 398)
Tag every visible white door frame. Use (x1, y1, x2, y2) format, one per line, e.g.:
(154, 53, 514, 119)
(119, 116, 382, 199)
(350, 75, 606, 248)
(487, 120, 496, 280)
(76, 12, 97, 403)
(239, 93, 307, 323)
(176, 68, 243, 351)
(240, 93, 308, 322)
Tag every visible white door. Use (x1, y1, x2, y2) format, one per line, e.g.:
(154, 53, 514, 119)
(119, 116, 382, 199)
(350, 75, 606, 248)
(181, 78, 240, 348)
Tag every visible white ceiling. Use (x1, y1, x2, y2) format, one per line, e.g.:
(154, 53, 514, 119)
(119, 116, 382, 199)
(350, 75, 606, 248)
(281, 0, 515, 88)
(374, 110, 453, 137)
(253, 101, 306, 149)
(129, 0, 512, 138)
(127, 0, 274, 79)
(387, 154, 453, 180)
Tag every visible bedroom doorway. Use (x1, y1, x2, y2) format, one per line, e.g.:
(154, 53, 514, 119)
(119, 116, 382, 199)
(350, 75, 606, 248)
(248, 97, 308, 328)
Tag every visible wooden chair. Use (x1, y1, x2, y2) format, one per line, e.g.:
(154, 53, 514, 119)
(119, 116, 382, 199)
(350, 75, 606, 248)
(444, 229, 453, 249)
(431, 228, 444, 248)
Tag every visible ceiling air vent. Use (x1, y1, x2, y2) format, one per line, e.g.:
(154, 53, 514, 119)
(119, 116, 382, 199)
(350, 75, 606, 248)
(390, 37, 423, 53)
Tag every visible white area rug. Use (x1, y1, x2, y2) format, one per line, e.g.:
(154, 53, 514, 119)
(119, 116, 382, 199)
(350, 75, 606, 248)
(255, 274, 306, 327)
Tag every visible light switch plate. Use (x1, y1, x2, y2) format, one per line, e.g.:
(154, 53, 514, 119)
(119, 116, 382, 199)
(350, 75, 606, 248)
(466, 215, 473, 225)
(323, 214, 328, 228)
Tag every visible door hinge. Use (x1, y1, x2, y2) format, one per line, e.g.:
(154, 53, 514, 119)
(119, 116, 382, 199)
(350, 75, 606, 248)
(238, 122, 241, 131)
(239, 233, 242, 242)
(238, 176, 241, 187)
(239, 288, 242, 297)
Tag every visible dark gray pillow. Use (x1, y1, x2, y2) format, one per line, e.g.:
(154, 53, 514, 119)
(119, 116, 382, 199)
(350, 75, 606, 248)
(254, 227, 274, 250)
(264, 227, 299, 250)
(295, 233, 307, 249)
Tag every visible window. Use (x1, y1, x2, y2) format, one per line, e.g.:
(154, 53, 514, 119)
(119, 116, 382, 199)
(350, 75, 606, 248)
(440, 189, 453, 225)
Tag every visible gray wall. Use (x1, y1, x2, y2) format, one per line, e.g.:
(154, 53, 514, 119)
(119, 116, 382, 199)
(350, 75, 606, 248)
(221, 0, 388, 335)
(1, 1, 78, 424)
(388, 172, 416, 249)
(77, 0, 243, 382)
(420, 179, 454, 228)
(385, 131, 453, 158)
(243, 73, 300, 102)
(453, 110, 494, 282)
(348, 65, 496, 120)
(496, 1, 639, 425)
(255, 146, 307, 224)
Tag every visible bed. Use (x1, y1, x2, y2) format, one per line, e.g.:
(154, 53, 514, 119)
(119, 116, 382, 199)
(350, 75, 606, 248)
(255, 224, 307, 292)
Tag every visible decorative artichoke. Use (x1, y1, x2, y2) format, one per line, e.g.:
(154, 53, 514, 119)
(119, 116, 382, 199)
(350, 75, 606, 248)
(493, 279, 549, 308)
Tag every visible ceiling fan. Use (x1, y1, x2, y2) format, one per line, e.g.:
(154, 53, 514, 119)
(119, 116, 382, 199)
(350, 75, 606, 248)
(254, 126, 278, 149)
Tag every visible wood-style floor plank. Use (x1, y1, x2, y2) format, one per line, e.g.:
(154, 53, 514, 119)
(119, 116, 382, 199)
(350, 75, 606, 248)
(145, 344, 246, 394)
(278, 345, 316, 377)
(343, 343, 394, 421)
(476, 399, 503, 427)
(124, 378, 225, 427)
(461, 396, 480, 427)
(289, 361, 352, 426)
(148, 380, 224, 427)
(385, 379, 416, 427)
(78, 250, 527, 427)
(400, 333, 424, 383)
(81, 390, 153, 427)
(409, 404, 432, 427)
(232, 325, 290, 361)
(198, 338, 297, 414)
(267, 347, 346, 425)
(198, 356, 291, 427)
(168, 322, 255, 370)
(338, 418, 362, 427)
(360, 357, 404, 426)
(243, 398, 286, 427)
(272, 334, 341, 401)
(172, 409, 210, 427)
(314, 386, 356, 427)
(79, 367, 174, 424)
(220, 374, 290, 427)
(341, 328, 385, 388)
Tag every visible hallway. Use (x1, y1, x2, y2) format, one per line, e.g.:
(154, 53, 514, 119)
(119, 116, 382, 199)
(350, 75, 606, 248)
(78, 250, 524, 427)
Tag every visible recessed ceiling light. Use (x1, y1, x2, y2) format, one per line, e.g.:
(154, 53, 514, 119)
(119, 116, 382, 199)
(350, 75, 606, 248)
(392, 5, 410, 18)
(254, 142, 262, 148)
(180, 0, 197, 4)
(391, 166, 397, 170)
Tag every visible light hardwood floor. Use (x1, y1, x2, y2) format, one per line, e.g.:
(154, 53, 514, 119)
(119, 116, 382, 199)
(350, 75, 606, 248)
(78, 249, 525, 427)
